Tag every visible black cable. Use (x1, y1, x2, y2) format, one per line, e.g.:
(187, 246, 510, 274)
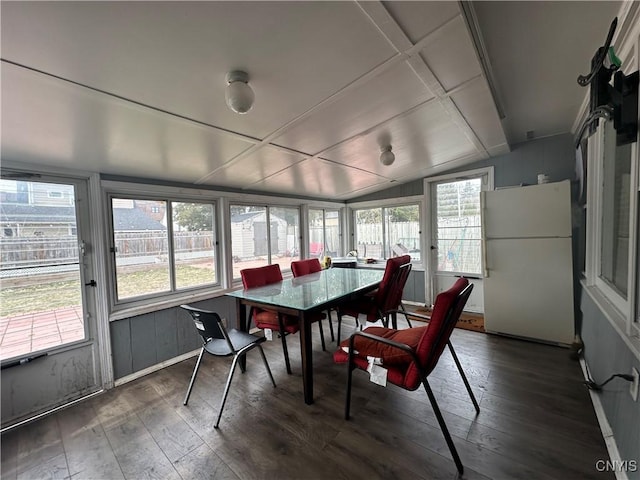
(584, 373, 634, 391)
(577, 17, 618, 87)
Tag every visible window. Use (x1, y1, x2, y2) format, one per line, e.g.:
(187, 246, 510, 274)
(110, 197, 218, 303)
(586, 115, 639, 342)
(0, 178, 86, 360)
(309, 208, 342, 258)
(433, 178, 482, 275)
(353, 203, 421, 262)
(230, 204, 300, 279)
(599, 120, 631, 298)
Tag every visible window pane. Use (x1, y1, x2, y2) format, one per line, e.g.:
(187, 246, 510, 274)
(270, 207, 300, 272)
(385, 205, 420, 261)
(435, 179, 482, 274)
(324, 209, 342, 257)
(308, 209, 324, 257)
(355, 208, 383, 259)
(600, 121, 630, 297)
(1, 180, 85, 360)
(230, 205, 267, 279)
(172, 202, 217, 289)
(309, 208, 342, 258)
(112, 198, 169, 299)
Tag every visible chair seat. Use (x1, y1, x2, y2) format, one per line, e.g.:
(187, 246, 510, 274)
(253, 309, 326, 333)
(204, 329, 266, 356)
(333, 348, 408, 386)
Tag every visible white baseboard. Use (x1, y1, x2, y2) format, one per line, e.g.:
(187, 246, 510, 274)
(114, 349, 200, 387)
(579, 358, 628, 480)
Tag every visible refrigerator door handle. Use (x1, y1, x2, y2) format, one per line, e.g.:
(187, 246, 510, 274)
(481, 193, 489, 277)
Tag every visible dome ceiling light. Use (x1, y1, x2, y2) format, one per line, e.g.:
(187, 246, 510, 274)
(225, 70, 254, 114)
(379, 145, 395, 166)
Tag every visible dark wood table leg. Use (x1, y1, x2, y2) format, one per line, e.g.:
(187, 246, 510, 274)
(299, 312, 314, 404)
(236, 299, 247, 371)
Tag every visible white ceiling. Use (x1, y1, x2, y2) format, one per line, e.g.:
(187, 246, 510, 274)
(0, 1, 621, 200)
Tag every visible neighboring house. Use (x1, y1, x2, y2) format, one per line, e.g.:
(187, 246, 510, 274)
(0, 181, 76, 238)
(0, 204, 76, 238)
(111, 208, 166, 232)
(0, 180, 74, 207)
(132, 199, 166, 223)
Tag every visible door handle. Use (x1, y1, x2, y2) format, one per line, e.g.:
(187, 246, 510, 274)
(85, 280, 97, 287)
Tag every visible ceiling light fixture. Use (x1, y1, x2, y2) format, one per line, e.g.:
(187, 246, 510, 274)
(380, 145, 395, 166)
(225, 70, 254, 114)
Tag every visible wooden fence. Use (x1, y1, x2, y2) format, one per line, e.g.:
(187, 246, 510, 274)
(1, 231, 215, 269)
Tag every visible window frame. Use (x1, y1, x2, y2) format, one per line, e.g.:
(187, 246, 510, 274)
(348, 195, 424, 267)
(103, 183, 222, 317)
(228, 202, 301, 281)
(306, 206, 344, 258)
(585, 118, 640, 342)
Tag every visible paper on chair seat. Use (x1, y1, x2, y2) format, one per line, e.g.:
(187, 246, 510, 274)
(367, 356, 387, 386)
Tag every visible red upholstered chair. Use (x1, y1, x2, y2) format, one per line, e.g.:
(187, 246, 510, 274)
(240, 264, 326, 374)
(336, 255, 412, 343)
(333, 278, 479, 475)
(291, 258, 334, 343)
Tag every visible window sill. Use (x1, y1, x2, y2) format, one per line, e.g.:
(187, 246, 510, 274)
(582, 281, 640, 362)
(109, 287, 228, 321)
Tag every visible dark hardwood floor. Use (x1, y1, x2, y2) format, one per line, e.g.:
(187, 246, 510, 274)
(1, 320, 612, 479)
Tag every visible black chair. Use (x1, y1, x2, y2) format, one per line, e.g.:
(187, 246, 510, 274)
(181, 304, 276, 428)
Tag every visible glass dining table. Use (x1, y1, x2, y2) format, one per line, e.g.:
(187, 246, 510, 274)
(227, 267, 384, 404)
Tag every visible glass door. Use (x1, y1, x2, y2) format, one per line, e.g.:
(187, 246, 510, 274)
(0, 174, 101, 427)
(429, 175, 487, 312)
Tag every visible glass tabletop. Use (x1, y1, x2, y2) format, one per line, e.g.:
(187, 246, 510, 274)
(227, 268, 384, 311)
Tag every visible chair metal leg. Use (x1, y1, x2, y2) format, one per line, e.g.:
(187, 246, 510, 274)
(345, 353, 355, 420)
(318, 318, 326, 351)
(257, 345, 276, 387)
(215, 354, 240, 428)
(447, 341, 480, 413)
(327, 310, 335, 342)
(337, 311, 343, 344)
(400, 303, 412, 328)
(422, 378, 464, 475)
(184, 347, 205, 406)
(277, 314, 292, 374)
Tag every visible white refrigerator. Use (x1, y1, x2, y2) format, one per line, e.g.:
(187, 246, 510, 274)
(481, 180, 574, 345)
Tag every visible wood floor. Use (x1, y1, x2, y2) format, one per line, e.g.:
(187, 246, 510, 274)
(1, 322, 612, 479)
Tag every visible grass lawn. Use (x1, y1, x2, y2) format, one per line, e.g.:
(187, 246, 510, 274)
(1, 265, 216, 317)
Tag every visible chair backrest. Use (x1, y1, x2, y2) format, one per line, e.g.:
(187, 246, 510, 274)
(291, 258, 322, 277)
(404, 278, 473, 389)
(379, 262, 412, 313)
(241, 264, 283, 289)
(373, 255, 411, 304)
(181, 304, 226, 343)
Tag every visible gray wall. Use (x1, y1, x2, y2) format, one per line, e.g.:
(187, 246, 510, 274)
(111, 295, 236, 380)
(581, 293, 640, 479)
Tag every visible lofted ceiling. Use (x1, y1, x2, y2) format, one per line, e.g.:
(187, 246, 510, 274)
(0, 1, 621, 200)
